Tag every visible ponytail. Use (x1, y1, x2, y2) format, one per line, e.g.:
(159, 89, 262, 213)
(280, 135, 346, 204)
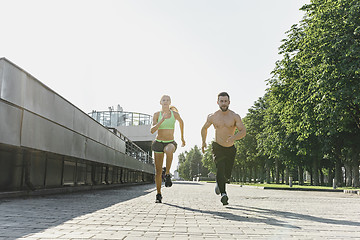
(170, 106, 178, 112)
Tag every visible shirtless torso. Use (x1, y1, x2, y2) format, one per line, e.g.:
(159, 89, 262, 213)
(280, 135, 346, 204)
(210, 110, 242, 147)
(201, 95, 246, 152)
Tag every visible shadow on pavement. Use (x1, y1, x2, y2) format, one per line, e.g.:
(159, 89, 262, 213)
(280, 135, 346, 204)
(227, 205, 360, 227)
(164, 202, 301, 229)
(173, 181, 202, 185)
(0, 184, 155, 239)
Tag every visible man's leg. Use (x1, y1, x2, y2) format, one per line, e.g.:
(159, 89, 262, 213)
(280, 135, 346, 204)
(224, 149, 236, 182)
(220, 147, 235, 206)
(216, 159, 227, 194)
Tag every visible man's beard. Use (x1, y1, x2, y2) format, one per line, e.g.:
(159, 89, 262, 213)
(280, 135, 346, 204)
(220, 106, 228, 112)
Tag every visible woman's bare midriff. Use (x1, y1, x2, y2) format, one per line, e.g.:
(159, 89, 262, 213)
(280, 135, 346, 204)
(156, 129, 175, 141)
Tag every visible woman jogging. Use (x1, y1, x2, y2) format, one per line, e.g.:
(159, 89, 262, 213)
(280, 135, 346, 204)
(151, 95, 185, 203)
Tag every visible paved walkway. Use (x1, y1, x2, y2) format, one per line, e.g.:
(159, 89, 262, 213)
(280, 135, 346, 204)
(1, 181, 360, 240)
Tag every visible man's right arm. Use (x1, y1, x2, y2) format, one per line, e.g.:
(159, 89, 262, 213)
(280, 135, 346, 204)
(201, 114, 213, 153)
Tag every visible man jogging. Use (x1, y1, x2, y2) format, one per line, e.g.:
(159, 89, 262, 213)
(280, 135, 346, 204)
(201, 92, 246, 205)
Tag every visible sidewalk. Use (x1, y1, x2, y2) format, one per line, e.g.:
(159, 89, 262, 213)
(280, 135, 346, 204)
(0, 181, 360, 239)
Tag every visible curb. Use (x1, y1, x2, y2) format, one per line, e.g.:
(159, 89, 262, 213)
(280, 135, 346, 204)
(237, 184, 359, 194)
(343, 189, 360, 195)
(262, 187, 343, 192)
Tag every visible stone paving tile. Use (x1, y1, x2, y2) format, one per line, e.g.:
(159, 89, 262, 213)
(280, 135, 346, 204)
(1, 182, 360, 239)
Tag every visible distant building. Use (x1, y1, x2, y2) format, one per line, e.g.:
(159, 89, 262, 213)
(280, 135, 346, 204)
(173, 170, 180, 180)
(89, 106, 156, 157)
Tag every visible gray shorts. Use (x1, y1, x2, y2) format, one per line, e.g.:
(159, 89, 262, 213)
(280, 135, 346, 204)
(152, 140, 177, 153)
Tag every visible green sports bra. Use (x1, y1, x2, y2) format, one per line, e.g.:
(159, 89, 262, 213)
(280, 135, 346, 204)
(158, 110, 176, 130)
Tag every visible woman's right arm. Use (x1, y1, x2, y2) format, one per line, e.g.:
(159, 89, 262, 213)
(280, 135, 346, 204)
(150, 112, 164, 134)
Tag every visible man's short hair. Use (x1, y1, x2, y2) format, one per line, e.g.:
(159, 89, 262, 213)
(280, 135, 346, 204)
(218, 92, 230, 100)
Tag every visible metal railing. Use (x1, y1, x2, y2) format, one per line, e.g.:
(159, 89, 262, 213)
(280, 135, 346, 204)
(107, 128, 153, 165)
(89, 111, 152, 127)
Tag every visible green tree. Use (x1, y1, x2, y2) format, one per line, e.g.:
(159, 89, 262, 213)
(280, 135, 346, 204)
(178, 146, 209, 180)
(267, 0, 360, 186)
(177, 152, 191, 180)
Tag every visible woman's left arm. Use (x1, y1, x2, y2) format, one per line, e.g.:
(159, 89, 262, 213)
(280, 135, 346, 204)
(174, 112, 186, 147)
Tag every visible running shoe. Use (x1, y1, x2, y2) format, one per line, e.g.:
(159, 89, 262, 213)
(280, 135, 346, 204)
(165, 174, 172, 187)
(215, 183, 220, 195)
(155, 193, 162, 203)
(221, 193, 229, 205)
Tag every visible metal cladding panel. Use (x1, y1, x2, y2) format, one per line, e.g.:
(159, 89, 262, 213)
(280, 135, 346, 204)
(77, 114, 126, 153)
(107, 131, 117, 150)
(21, 111, 74, 156)
(52, 94, 75, 130)
(85, 139, 114, 165)
(23, 77, 56, 120)
(0, 101, 22, 146)
(100, 129, 112, 147)
(73, 108, 89, 136)
(115, 136, 126, 153)
(0, 60, 26, 107)
(114, 151, 127, 167)
(74, 110, 126, 154)
(87, 119, 102, 144)
(101, 131, 111, 148)
(124, 155, 155, 174)
(24, 79, 75, 130)
(71, 132, 86, 159)
(105, 148, 116, 166)
(143, 163, 155, 174)
(0, 59, 4, 94)
(85, 139, 104, 163)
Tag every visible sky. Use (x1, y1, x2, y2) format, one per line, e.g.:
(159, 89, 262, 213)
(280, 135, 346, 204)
(1, 0, 310, 173)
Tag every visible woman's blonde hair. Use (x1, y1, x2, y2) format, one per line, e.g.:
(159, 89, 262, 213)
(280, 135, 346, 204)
(170, 106, 178, 112)
(160, 95, 178, 112)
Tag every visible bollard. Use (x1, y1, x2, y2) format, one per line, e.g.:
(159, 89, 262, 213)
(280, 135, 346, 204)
(333, 178, 337, 189)
(289, 177, 293, 188)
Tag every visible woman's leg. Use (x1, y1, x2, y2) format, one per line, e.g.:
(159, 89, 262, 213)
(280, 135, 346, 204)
(164, 144, 176, 175)
(154, 152, 164, 194)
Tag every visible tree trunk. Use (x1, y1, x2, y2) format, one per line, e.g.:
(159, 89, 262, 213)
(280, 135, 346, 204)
(344, 163, 352, 187)
(285, 167, 289, 185)
(328, 167, 334, 187)
(335, 159, 343, 186)
(298, 165, 304, 185)
(352, 153, 359, 187)
(254, 166, 258, 182)
(235, 166, 240, 182)
(248, 166, 252, 182)
(243, 167, 247, 183)
(260, 165, 264, 183)
(275, 159, 280, 184)
(266, 159, 271, 183)
(312, 158, 320, 186)
(319, 169, 324, 186)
